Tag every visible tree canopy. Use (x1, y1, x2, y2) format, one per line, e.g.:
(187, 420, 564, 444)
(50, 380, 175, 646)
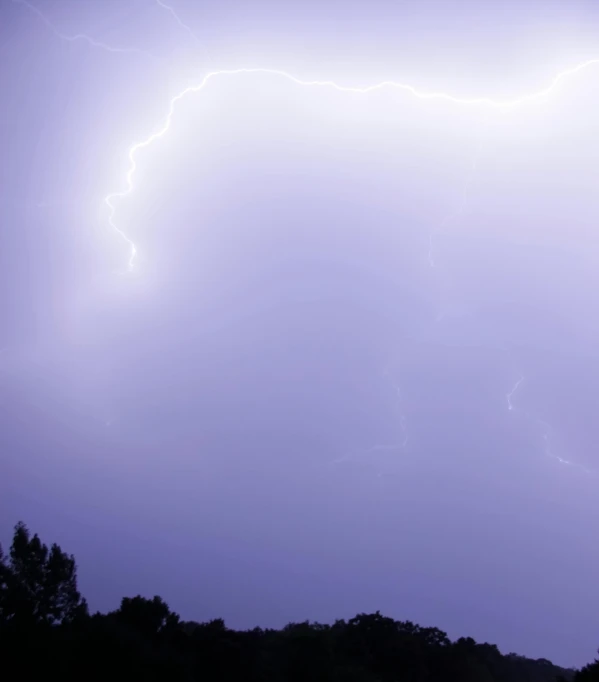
(0, 522, 87, 627)
(0, 521, 593, 682)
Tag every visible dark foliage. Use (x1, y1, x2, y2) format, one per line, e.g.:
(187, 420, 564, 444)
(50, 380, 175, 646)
(576, 656, 599, 682)
(0, 522, 588, 681)
(0, 521, 88, 627)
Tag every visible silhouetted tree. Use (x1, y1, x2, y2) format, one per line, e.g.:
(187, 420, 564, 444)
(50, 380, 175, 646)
(0, 521, 87, 626)
(0, 521, 584, 682)
(575, 651, 599, 681)
(111, 595, 180, 638)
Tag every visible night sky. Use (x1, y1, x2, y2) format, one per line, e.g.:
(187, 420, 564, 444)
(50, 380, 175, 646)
(2, 0, 599, 669)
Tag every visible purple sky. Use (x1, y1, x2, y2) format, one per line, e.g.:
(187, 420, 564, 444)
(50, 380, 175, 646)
(2, 0, 599, 669)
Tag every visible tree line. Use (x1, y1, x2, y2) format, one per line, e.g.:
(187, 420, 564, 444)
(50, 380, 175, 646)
(0, 521, 596, 681)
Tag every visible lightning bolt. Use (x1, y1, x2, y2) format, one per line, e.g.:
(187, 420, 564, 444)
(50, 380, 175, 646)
(506, 375, 525, 411)
(11, 0, 157, 58)
(153, 0, 213, 90)
(538, 420, 594, 475)
(8, 3, 598, 489)
(105, 59, 599, 270)
(329, 365, 409, 476)
(505, 376, 595, 475)
(155, 0, 204, 48)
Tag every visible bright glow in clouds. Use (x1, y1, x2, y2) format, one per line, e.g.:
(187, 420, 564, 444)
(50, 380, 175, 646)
(10, 0, 599, 480)
(106, 60, 599, 271)
(102, 56, 599, 478)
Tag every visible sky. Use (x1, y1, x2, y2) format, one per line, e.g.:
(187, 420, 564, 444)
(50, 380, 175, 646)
(1, 0, 599, 669)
